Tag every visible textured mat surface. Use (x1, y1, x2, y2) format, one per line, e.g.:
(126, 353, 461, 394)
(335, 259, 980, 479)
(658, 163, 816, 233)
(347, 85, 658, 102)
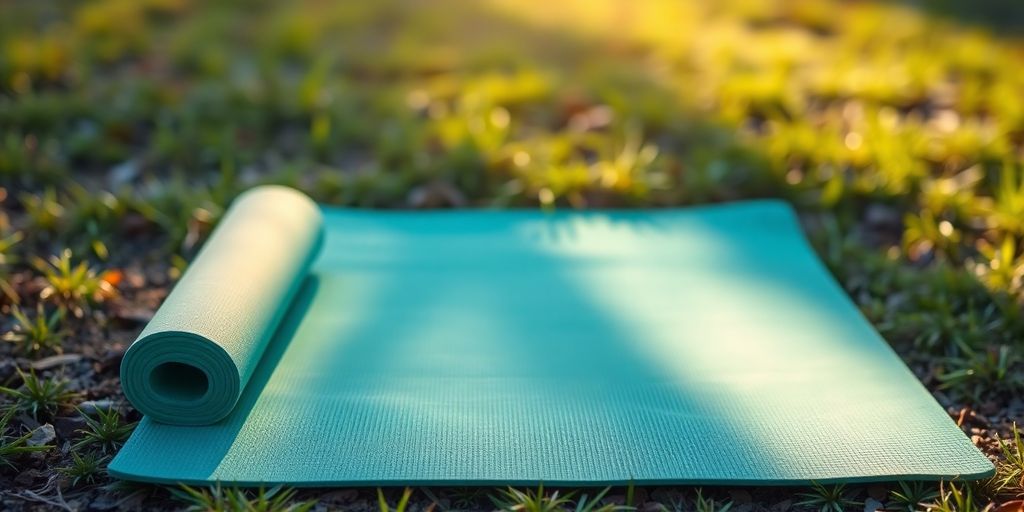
(110, 187, 993, 485)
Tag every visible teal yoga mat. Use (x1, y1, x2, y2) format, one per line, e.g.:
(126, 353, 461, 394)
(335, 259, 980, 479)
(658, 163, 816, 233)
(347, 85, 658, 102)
(110, 185, 993, 486)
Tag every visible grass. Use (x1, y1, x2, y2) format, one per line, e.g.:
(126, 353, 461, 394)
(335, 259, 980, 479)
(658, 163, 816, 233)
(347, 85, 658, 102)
(0, 368, 79, 421)
(572, 487, 630, 512)
(994, 423, 1024, 498)
(0, 0, 1023, 510)
(795, 482, 861, 512)
(890, 481, 941, 511)
(73, 406, 137, 454)
(32, 249, 116, 316)
(692, 489, 733, 512)
(57, 450, 108, 487)
(0, 228, 23, 302)
(925, 483, 991, 512)
(0, 406, 51, 470)
(378, 488, 413, 512)
(171, 484, 315, 512)
(491, 485, 575, 512)
(1, 303, 66, 355)
(489, 485, 633, 512)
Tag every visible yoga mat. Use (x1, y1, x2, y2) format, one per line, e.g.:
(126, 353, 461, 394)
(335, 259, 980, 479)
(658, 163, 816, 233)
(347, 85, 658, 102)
(110, 186, 993, 486)
(120, 186, 323, 425)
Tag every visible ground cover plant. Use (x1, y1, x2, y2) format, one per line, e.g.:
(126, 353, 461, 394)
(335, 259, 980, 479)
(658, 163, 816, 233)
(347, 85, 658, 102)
(1, 0, 1023, 510)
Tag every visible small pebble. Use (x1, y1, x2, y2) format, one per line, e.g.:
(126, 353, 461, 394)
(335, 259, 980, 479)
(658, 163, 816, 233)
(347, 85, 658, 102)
(864, 497, 885, 512)
(79, 400, 116, 415)
(993, 500, 1024, 512)
(639, 501, 663, 512)
(27, 424, 56, 447)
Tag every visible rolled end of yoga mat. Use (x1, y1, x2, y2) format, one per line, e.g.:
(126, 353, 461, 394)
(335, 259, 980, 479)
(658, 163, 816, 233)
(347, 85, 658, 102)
(121, 185, 323, 425)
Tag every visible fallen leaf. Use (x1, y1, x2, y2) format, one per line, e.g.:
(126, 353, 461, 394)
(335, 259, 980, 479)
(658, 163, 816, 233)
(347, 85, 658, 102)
(995, 500, 1024, 512)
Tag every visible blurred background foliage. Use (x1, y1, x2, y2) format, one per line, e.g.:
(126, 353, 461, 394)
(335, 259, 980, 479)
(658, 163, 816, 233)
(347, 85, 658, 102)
(1, 0, 1024, 405)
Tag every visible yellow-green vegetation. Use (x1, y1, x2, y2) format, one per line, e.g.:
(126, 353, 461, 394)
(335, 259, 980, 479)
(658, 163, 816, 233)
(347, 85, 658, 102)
(491, 485, 575, 512)
(995, 423, 1024, 499)
(1, 0, 1024, 510)
(33, 249, 117, 315)
(0, 227, 23, 301)
(171, 484, 315, 512)
(490, 484, 634, 512)
(926, 483, 991, 512)
(2, 303, 65, 355)
(378, 488, 413, 512)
